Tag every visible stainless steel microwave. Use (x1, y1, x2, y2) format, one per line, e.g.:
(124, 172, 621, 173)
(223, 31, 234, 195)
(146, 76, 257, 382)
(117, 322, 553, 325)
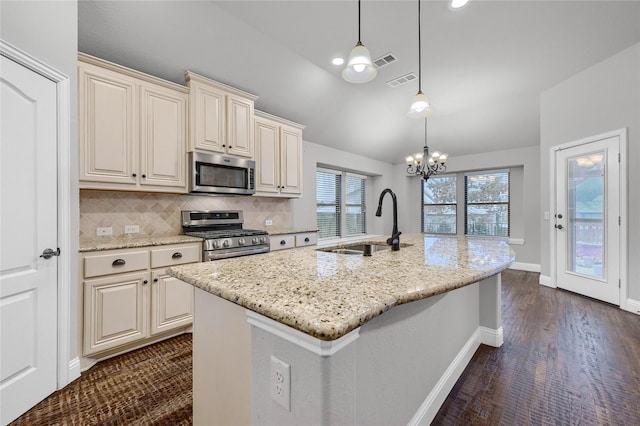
(189, 152, 255, 195)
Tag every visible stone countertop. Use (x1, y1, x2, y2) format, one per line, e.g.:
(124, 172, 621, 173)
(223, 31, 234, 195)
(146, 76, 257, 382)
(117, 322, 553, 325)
(258, 227, 318, 236)
(79, 235, 203, 252)
(168, 234, 515, 341)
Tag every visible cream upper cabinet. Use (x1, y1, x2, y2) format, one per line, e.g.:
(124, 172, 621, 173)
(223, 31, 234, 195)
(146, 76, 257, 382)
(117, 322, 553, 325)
(79, 53, 188, 193)
(186, 71, 257, 158)
(254, 111, 304, 197)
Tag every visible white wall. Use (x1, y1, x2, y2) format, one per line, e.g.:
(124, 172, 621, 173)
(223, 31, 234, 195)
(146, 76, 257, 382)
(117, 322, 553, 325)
(398, 145, 541, 266)
(1, 0, 80, 377)
(292, 140, 396, 237)
(540, 42, 640, 300)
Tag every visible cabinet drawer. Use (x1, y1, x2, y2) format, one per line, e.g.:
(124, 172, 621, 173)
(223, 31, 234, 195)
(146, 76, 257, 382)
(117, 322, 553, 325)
(295, 232, 317, 247)
(270, 235, 295, 251)
(151, 244, 200, 268)
(84, 250, 149, 278)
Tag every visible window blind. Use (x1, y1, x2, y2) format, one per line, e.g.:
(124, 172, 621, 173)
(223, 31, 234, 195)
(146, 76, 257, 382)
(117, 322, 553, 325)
(464, 170, 510, 237)
(345, 173, 366, 235)
(316, 170, 342, 239)
(422, 175, 457, 234)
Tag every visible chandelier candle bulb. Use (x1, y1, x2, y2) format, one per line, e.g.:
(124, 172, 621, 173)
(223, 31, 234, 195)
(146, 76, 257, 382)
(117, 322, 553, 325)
(406, 156, 414, 166)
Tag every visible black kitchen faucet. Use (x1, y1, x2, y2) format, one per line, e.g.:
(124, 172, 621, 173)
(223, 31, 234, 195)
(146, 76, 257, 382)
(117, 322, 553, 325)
(375, 188, 401, 251)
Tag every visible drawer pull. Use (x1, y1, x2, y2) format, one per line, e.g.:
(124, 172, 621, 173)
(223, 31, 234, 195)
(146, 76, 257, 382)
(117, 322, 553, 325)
(304, 237, 310, 243)
(112, 259, 126, 266)
(172, 252, 183, 259)
(280, 240, 286, 245)
(143, 280, 148, 285)
(153, 278, 159, 283)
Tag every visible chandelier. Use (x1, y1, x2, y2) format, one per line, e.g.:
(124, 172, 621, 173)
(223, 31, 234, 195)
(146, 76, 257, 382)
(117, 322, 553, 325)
(406, 118, 447, 180)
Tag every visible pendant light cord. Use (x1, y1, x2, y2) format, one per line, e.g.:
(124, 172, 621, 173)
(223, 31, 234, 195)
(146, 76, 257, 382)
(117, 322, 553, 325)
(358, 0, 362, 43)
(418, 0, 422, 92)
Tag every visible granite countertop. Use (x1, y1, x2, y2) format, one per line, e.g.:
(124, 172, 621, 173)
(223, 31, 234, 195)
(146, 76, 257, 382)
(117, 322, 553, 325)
(168, 234, 515, 341)
(259, 227, 318, 236)
(79, 235, 203, 252)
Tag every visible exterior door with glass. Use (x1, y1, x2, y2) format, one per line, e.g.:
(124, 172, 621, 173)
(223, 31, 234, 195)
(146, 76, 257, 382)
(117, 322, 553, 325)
(554, 136, 620, 305)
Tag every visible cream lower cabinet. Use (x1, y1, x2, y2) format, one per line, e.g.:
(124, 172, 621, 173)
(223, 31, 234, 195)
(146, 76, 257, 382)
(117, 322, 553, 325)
(79, 53, 188, 193)
(269, 232, 318, 251)
(82, 243, 199, 356)
(254, 111, 305, 197)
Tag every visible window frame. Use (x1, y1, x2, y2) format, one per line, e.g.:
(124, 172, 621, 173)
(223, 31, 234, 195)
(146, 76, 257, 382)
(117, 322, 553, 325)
(464, 169, 511, 237)
(421, 174, 457, 234)
(316, 168, 367, 240)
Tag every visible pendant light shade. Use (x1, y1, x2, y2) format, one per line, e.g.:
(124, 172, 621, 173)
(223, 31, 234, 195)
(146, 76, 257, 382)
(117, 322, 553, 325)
(342, 0, 377, 84)
(407, 0, 431, 118)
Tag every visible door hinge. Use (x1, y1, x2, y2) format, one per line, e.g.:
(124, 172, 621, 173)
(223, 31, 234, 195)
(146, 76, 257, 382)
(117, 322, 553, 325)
(619, 279, 621, 288)
(618, 153, 621, 162)
(619, 216, 621, 226)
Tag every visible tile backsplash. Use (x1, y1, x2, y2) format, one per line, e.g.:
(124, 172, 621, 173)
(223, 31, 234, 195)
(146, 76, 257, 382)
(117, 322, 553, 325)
(80, 190, 291, 239)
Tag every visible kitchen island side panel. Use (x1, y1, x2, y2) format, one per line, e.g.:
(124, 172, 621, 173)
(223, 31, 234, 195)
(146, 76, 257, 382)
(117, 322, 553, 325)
(250, 281, 482, 425)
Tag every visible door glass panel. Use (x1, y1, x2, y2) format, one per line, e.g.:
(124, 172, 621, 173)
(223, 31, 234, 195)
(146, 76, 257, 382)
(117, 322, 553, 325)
(567, 151, 605, 278)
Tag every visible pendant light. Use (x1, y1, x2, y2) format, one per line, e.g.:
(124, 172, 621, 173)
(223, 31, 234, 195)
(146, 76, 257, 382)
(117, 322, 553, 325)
(342, 0, 377, 83)
(407, 0, 432, 118)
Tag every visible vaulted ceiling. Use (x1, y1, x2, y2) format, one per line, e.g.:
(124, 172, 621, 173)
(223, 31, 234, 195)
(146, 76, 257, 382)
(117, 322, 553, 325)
(78, 1, 640, 164)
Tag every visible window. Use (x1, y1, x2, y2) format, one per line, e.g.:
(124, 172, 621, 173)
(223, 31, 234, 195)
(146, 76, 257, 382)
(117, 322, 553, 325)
(422, 175, 457, 234)
(465, 170, 510, 237)
(316, 169, 366, 239)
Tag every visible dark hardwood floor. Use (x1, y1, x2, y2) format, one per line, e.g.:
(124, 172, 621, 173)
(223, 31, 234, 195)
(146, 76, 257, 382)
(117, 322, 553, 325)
(434, 269, 640, 425)
(11, 270, 640, 425)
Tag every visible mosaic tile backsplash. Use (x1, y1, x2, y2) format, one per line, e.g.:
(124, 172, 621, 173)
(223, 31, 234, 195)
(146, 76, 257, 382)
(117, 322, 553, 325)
(80, 190, 292, 239)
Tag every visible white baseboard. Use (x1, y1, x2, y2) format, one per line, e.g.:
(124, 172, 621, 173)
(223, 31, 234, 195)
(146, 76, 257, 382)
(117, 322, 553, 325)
(509, 262, 540, 273)
(539, 274, 555, 288)
(480, 326, 504, 347)
(624, 299, 640, 315)
(408, 328, 482, 426)
(68, 357, 81, 383)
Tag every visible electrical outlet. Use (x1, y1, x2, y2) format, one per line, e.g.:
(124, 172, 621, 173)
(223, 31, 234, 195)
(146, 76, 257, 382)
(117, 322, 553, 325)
(270, 356, 290, 411)
(265, 219, 273, 226)
(125, 225, 140, 234)
(96, 227, 112, 236)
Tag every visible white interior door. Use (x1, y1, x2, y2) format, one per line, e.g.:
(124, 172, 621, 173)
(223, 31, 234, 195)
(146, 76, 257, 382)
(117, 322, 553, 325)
(555, 136, 620, 305)
(1, 55, 59, 424)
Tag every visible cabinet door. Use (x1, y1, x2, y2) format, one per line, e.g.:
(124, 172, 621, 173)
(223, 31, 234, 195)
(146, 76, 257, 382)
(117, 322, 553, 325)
(226, 94, 254, 158)
(279, 125, 303, 195)
(79, 62, 136, 185)
(254, 117, 280, 194)
(83, 271, 149, 355)
(151, 269, 194, 335)
(190, 81, 225, 153)
(140, 83, 187, 190)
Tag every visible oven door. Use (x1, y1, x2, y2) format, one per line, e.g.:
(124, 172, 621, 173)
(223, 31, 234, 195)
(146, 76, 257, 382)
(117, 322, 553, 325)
(189, 152, 255, 195)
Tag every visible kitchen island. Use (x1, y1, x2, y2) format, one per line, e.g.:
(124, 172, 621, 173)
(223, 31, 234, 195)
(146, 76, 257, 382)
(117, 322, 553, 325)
(169, 234, 514, 425)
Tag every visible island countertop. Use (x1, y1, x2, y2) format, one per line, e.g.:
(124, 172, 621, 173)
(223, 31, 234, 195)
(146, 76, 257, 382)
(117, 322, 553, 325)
(168, 234, 515, 341)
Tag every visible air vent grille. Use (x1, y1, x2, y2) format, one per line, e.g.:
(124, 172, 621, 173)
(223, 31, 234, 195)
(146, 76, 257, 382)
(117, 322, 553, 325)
(373, 53, 398, 68)
(386, 73, 417, 88)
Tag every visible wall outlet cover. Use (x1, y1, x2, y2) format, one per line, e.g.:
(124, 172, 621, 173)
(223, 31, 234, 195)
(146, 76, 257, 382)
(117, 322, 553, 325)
(270, 355, 291, 411)
(125, 225, 140, 234)
(96, 227, 113, 236)
(265, 220, 273, 226)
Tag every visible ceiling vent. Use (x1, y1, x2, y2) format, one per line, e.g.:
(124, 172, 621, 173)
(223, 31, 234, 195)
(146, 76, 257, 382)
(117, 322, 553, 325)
(373, 53, 398, 68)
(386, 73, 417, 88)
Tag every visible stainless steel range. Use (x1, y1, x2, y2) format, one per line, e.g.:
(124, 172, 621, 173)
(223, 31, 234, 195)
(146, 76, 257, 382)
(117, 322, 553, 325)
(182, 210, 270, 261)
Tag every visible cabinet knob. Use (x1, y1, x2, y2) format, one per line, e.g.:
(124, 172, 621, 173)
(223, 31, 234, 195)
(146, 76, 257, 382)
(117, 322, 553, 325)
(280, 240, 286, 245)
(112, 258, 126, 266)
(142, 174, 146, 179)
(222, 144, 226, 148)
(229, 145, 232, 148)
(143, 280, 148, 285)
(153, 278, 159, 283)
(172, 252, 183, 259)
(304, 237, 310, 243)
(132, 173, 137, 178)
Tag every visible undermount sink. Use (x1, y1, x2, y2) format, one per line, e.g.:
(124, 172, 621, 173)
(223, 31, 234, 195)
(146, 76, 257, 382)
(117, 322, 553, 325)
(317, 243, 393, 255)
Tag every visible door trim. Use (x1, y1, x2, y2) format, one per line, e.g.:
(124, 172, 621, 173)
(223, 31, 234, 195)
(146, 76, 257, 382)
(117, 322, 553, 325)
(549, 128, 628, 309)
(0, 41, 80, 387)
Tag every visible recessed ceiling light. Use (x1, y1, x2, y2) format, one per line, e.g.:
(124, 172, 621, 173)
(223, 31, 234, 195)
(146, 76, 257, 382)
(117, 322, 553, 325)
(332, 57, 345, 66)
(450, 0, 469, 9)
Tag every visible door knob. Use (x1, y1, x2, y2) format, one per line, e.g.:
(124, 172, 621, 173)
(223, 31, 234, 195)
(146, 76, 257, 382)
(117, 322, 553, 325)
(40, 248, 61, 259)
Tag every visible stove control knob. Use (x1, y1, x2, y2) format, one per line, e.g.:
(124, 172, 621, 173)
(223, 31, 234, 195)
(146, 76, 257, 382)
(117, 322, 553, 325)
(238, 238, 246, 246)
(259, 236, 267, 244)
(223, 239, 231, 248)
(213, 240, 221, 249)
(252, 237, 259, 244)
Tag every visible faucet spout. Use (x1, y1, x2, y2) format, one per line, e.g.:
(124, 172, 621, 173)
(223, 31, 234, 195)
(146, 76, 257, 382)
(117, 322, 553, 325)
(376, 188, 401, 251)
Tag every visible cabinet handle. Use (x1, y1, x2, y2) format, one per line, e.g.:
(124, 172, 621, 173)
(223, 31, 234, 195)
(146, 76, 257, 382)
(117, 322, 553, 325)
(143, 280, 148, 285)
(304, 237, 310, 243)
(229, 145, 232, 148)
(153, 278, 159, 283)
(172, 252, 183, 259)
(280, 240, 286, 245)
(132, 173, 137, 178)
(222, 144, 226, 148)
(142, 174, 146, 179)
(112, 258, 126, 266)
